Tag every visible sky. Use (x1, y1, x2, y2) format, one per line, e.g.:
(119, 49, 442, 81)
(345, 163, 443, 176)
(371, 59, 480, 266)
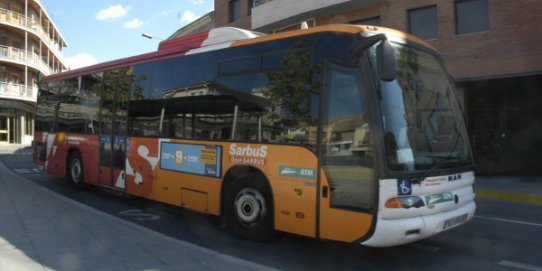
(40, 0, 214, 69)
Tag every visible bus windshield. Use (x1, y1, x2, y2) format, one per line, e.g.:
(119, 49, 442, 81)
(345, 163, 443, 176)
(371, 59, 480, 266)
(376, 44, 473, 172)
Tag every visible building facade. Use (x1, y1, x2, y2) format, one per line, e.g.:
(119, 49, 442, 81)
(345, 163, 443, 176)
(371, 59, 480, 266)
(214, 0, 542, 175)
(168, 11, 215, 39)
(0, 0, 67, 145)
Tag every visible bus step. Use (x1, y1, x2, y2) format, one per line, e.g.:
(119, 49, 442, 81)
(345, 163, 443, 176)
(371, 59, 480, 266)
(96, 184, 126, 195)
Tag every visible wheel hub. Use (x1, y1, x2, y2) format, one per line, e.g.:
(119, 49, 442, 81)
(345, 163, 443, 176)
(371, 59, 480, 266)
(234, 188, 267, 227)
(71, 159, 81, 182)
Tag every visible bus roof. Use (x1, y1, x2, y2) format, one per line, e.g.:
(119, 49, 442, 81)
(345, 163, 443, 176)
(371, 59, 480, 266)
(43, 24, 436, 83)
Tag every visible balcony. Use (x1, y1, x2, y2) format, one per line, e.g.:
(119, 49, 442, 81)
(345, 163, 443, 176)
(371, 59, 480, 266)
(252, 0, 381, 32)
(0, 45, 53, 75)
(0, 82, 38, 103)
(0, 8, 66, 65)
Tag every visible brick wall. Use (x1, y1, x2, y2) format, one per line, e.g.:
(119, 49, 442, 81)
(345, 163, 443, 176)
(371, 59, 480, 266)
(214, 0, 252, 29)
(216, 0, 542, 80)
(321, 0, 542, 80)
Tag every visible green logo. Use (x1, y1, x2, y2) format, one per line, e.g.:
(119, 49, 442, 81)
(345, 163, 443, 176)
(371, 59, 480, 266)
(425, 192, 454, 205)
(279, 165, 316, 179)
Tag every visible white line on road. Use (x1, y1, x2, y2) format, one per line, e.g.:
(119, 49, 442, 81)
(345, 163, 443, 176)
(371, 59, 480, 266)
(14, 168, 41, 174)
(14, 169, 31, 174)
(499, 260, 542, 271)
(475, 215, 542, 228)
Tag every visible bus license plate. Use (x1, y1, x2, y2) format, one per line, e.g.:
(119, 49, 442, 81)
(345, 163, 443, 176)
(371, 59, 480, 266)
(443, 214, 468, 230)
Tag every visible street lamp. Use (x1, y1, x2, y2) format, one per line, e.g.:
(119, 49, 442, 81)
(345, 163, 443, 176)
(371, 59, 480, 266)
(141, 32, 164, 41)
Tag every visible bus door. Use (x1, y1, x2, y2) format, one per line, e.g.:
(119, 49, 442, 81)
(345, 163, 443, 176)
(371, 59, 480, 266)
(99, 77, 130, 189)
(318, 62, 376, 242)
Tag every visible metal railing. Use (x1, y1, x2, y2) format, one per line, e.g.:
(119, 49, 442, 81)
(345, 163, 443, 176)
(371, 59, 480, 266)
(0, 8, 65, 63)
(0, 45, 53, 75)
(0, 82, 38, 102)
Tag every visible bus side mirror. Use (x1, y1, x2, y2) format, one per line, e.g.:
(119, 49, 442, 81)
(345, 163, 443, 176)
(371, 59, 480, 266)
(377, 40, 396, 82)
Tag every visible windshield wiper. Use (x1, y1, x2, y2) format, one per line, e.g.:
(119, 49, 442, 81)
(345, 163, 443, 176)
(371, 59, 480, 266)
(413, 129, 462, 184)
(413, 155, 457, 184)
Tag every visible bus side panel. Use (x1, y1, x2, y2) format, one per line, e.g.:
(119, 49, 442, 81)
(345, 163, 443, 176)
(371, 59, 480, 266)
(125, 137, 320, 238)
(33, 132, 99, 185)
(78, 134, 100, 185)
(222, 143, 318, 238)
(319, 170, 374, 242)
(126, 137, 223, 214)
(126, 137, 160, 198)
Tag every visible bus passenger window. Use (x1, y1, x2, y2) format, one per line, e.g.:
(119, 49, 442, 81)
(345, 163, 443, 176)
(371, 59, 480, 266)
(128, 99, 162, 137)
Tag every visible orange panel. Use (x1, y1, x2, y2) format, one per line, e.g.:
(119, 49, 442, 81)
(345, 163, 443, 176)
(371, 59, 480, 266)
(181, 188, 208, 213)
(318, 169, 373, 242)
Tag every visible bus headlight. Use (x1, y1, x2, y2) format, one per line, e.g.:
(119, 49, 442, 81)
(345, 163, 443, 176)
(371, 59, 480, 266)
(385, 196, 425, 209)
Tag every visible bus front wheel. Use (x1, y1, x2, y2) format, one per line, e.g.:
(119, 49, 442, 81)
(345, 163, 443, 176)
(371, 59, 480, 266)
(224, 174, 274, 241)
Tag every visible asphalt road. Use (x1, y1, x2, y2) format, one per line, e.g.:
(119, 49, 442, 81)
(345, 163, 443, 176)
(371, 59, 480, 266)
(2, 151, 542, 271)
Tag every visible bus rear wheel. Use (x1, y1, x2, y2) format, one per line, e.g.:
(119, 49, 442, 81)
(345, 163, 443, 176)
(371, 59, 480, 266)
(224, 174, 274, 241)
(68, 151, 88, 189)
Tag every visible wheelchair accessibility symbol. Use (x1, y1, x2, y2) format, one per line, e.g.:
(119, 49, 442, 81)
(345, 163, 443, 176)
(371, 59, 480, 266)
(397, 179, 412, 195)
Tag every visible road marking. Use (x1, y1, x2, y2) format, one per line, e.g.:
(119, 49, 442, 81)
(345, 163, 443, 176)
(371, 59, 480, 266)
(475, 215, 542, 228)
(15, 169, 31, 174)
(499, 260, 542, 271)
(119, 209, 160, 221)
(14, 168, 41, 174)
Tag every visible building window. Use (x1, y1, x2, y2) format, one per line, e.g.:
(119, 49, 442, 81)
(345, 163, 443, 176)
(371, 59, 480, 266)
(25, 113, 33, 136)
(229, 0, 241, 22)
(455, 0, 489, 35)
(351, 16, 381, 26)
(408, 5, 437, 40)
(247, 0, 254, 16)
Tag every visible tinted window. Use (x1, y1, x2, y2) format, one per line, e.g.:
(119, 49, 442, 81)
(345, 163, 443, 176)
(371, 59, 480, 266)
(81, 74, 102, 134)
(456, 0, 489, 35)
(60, 78, 79, 95)
(161, 85, 249, 141)
(216, 48, 321, 147)
(219, 57, 260, 75)
(321, 63, 374, 210)
(57, 96, 88, 133)
(408, 5, 438, 40)
(35, 96, 56, 132)
(128, 99, 162, 137)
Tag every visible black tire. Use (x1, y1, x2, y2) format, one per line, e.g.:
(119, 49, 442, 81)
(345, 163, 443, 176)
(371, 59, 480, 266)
(224, 174, 275, 241)
(68, 151, 88, 189)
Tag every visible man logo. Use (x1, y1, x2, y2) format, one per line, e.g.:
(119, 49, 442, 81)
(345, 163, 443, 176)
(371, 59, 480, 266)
(448, 174, 462, 181)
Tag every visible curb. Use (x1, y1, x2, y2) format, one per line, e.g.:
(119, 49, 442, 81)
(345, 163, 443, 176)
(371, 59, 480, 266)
(476, 189, 542, 205)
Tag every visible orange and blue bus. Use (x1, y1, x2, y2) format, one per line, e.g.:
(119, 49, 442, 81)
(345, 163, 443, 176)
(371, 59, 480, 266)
(33, 25, 475, 247)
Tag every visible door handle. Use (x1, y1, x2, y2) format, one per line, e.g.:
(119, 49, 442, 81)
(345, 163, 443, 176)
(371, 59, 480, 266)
(322, 186, 329, 198)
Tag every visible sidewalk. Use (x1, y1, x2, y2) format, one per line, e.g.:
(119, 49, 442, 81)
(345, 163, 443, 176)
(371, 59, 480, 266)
(0, 143, 31, 155)
(0, 161, 279, 271)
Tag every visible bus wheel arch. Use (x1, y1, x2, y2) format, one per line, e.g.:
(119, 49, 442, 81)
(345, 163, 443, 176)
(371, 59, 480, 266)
(222, 166, 275, 241)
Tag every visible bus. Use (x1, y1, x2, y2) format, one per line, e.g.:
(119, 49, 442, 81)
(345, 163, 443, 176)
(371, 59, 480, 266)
(33, 24, 475, 247)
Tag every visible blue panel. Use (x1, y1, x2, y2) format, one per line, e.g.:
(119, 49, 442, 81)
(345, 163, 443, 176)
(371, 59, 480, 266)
(160, 142, 222, 178)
